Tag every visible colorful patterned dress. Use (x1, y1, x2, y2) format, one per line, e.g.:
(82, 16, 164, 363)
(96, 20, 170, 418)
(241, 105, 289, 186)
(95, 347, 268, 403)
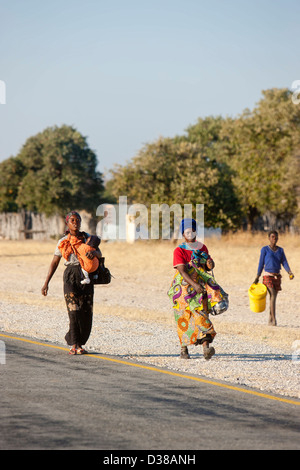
(168, 249, 228, 347)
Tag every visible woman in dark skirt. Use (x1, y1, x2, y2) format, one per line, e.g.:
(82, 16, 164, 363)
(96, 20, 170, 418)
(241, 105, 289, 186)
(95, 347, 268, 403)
(41, 211, 101, 354)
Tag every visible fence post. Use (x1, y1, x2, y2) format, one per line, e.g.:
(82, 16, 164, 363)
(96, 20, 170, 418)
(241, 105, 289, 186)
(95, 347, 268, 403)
(0, 340, 6, 365)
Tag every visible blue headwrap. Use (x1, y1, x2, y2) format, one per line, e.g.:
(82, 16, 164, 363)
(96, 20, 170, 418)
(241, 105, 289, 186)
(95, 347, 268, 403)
(180, 218, 197, 234)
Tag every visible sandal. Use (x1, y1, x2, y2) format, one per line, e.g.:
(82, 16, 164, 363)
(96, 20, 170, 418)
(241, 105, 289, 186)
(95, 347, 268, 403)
(76, 347, 88, 355)
(69, 347, 77, 355)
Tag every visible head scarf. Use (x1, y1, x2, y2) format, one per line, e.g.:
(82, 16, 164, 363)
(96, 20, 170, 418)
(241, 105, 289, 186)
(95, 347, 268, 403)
(65, 211, 82, 234)
(65, 211, 81, 224)
(180, 218, 197, 235)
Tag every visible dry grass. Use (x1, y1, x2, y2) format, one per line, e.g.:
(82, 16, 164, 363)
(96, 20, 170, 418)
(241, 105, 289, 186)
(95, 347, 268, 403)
(0, 233, 299, 289)
(217, 231, 300, 248)
(0, 239, 57, 257)
(0, 234, 299, 350)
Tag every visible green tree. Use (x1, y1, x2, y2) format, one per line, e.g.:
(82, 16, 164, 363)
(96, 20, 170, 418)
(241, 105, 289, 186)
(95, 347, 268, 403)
(15, 125, 104, 216)
(109, 136, 241, 230)
(0, 157, 25, 212)
(180, 115, 224, 152)
(219, 89, 300, 229)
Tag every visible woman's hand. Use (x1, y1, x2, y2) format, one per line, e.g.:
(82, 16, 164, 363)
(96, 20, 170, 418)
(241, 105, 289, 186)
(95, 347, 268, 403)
(41, 255, 61, 297)
(193, 283, 205, 294)
(85, 249, 102, 260)
(41, 283, 49, 296)
(206, 259, 214, 271)
(176, 265, 204, 294)
(85, 251, 96, 260)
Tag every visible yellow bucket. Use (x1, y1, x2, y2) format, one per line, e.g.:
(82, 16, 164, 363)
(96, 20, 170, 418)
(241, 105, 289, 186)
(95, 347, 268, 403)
(248, 283, 267, 313)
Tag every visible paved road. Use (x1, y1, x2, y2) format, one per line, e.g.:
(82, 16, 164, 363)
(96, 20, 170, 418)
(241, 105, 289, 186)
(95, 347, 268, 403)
(0, 333, 299, 451)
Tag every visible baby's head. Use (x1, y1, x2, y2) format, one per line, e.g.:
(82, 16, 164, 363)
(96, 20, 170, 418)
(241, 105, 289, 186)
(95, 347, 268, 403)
(86, 235, 101, 249)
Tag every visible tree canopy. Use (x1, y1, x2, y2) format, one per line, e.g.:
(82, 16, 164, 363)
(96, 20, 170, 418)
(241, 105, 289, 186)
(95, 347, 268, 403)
(218, 89, 300, 228)
(110, 133, 241, 231)
(0, 125, 104, 216)
(109, 88, 300, 230)
(0, 156, 25, 212)
(1, 88, 299, 231)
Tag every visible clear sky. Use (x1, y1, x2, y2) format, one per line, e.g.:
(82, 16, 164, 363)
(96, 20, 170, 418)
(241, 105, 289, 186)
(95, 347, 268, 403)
(0, 0, 299, 175)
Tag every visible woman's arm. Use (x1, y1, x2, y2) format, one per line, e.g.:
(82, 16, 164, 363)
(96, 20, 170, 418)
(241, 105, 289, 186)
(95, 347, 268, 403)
(41, 255, 61, 296)
(255, 247, 266, 282)
(281, 248, 291, 273)
(281, 249, 294, 279)
(176, 265, 204, 294)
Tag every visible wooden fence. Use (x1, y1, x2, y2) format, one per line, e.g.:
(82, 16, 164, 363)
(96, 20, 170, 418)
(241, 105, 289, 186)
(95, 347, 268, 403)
(0, 211, 96, 240)
(0, 210, 298, 241)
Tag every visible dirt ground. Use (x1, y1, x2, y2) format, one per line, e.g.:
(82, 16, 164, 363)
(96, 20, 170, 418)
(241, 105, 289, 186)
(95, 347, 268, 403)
(0, 233, 299, 350)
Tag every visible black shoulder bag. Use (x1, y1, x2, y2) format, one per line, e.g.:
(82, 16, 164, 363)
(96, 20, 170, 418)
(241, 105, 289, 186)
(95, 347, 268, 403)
(92, 257, 112, 285)
(80, 232, 111, 285)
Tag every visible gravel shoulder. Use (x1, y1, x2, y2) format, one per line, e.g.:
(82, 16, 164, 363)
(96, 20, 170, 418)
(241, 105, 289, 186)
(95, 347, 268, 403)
(0, 239, 299, 399)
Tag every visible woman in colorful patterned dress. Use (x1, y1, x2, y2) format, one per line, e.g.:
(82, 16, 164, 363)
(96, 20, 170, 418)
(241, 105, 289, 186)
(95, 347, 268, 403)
(41, 211, 102, 354)
(254, 230, 294, 326)
(168, 219, 228, 360)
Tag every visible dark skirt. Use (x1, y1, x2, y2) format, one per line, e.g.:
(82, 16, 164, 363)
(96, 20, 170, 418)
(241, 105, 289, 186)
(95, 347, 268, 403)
(63, 264, 94, 346)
